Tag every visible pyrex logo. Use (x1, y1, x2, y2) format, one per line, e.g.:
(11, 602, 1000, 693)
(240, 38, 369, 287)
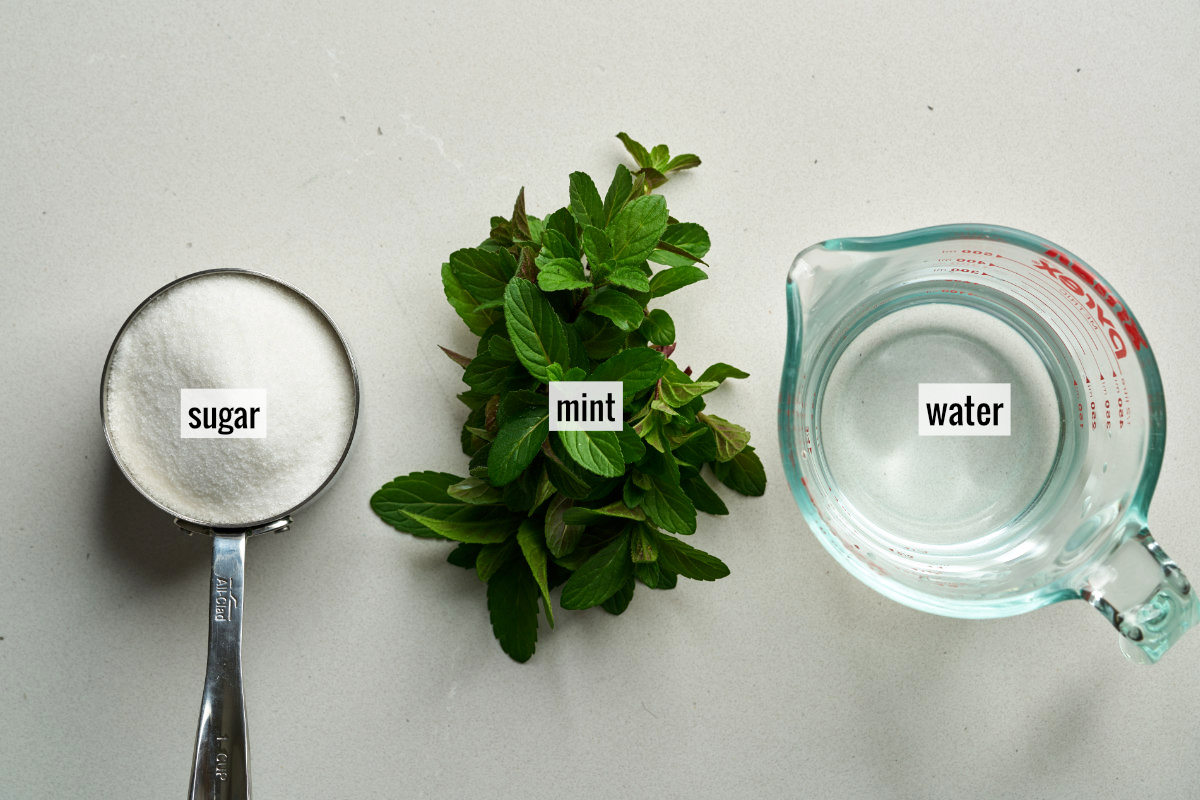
(1034, 251, 1146, 359)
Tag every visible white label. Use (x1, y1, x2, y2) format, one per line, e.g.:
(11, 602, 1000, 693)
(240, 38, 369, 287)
(180, 388, 267, 438)
(918, 383, 1010, 436)
(548, 381, 623, 431)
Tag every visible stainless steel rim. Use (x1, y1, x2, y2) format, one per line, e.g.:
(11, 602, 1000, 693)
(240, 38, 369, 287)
(99, 268, 361, 533)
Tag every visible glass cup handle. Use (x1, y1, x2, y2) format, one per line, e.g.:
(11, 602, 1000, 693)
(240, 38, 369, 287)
(1082, 528, 1200, 664)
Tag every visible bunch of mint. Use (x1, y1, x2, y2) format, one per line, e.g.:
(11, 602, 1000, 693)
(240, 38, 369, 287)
(371, 133, 765, 661)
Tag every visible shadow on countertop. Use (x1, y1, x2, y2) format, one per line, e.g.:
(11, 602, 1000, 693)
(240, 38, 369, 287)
(97, 460, 208, 585)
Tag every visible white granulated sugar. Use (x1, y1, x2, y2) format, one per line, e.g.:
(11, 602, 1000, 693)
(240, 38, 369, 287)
(104, 273, 356, 526)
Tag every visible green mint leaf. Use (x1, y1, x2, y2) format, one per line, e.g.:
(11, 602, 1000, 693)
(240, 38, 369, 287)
(697, 363, 749, 384)
(487, 336, 516, 361)
(616, 424, 646, 462)
(639, 478, 697, 535)
(568, 171, 604, 229)
(446, 542, 482, 569)
(544, 437, 597, 499)
(589, 348, 666, 393)
(442, 262, 501, 336)
(504, 277, 572, 382)
(438, 345, 472, 369)
(531, 469, 556, 513)
(563, 501, 645, 525)
(525, 214, 544, 245)
(659, 377, 719, 408)
(639, 167, 668, 190)
(673, 426, 718, 467)
(510, 187, 531, 240)
(401, 506, 517, 543)
(712, 445, 767, 496)
(574, 315, 627, 361)
(650, 223, 711, 267)
(634, 561, 664, 589)
(630, 523, 658, 562)
(580, 226, 613, 270)
(699, 412, 752, 461)
(585, 288, 645, 332)
(654, 532, 730, 581)
(517, 520, 554, 627)
(463, 352, 515, 394)
(648, 265, 707, 298)
(556, 429, 624, 477)
(633, 409, 670, 453)
(487, 562, 540, 662)
(600, 577, 635, 615)
(447, 477, 504, 505)
(545, 363, 565, 382)
(371, 471, 470, 539)
(449, 247, 518, 303)
(609, 266, 651, 293)
(649, 143, 669, 171)
(681, 473, 729, 516)
(544, 494, 585, 557)
(543, 207, 579, 251)
(607, 194, 669, 268)
(498, 389, 544, 424)
(476, 540, 515, 582)
(663, 153, 701, 173)
(536, 258, 591, 292)
(560, 529, 634, 609)
(540, 228, 579, 261)
(602, 164, 633, 225)
(488, 407, 550, 486)
(616, 132, 652, 168)
(639, 308, 675, 346)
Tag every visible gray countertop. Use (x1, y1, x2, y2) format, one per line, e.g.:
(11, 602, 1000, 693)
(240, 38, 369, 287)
(3, 2, 1199, 798)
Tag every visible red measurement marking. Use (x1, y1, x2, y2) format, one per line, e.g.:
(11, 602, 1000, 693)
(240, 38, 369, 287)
(1042, 250, 1146, 355)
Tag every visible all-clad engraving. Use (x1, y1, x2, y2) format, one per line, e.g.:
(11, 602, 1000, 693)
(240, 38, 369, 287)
(213, 575, 238, 622)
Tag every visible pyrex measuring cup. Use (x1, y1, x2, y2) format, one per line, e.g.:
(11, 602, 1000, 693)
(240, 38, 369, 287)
(779, 224, 1197, 663)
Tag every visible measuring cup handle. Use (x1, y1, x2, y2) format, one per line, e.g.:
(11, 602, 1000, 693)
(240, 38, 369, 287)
(1082, 528, 1200, 664)
(189, 533, 251, 799)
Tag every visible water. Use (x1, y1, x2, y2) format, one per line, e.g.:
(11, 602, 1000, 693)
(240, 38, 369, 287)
(820, 303, 1063, 546)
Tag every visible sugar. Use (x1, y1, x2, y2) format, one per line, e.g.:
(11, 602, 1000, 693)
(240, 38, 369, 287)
(104, 273, 356, 526)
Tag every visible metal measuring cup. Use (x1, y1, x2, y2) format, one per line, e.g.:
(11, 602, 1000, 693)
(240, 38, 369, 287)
(100, 269, 360, 799)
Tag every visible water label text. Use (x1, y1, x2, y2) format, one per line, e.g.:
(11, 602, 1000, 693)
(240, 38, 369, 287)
(918, 383, 1010, 436)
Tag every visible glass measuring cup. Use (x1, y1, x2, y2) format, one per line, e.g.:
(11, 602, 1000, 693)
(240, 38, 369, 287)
(101, 270, 359, 798)
(779, 224, 1197, 663)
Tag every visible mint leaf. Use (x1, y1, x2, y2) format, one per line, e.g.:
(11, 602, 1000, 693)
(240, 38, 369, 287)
(557, 429, 624, 477)
(504, 277, 571, 382)
(601, 577, 635, 615)
(568, 171, 604, 229)
(648, 265, 707, 298)
(563, 501, 645, 524)
(630, 523, 658, 563)
(580, 226, 613, 271)
(650, 223, 711, 267)
(589, 348, 666, 393)
(438, 345, 472, 369)
(609, 266, 651, 293)
(602, 164, 633, 225)
(681, 473, 728, 516)
(536, 258, 591, 292)
(447, 542, 482, 569)
(442, 262, 501, 336)
(487, 562, 540, 662)
(659, 377, 718, 408)
(699, 413, 751, 461)
(655, 532, 730, 581)
(649, 143, 669, 171)
(664, 153, 701, 173)
(673, 427, 717, 467)
(639, 478, 697, 535)
(488, 407, 549, 486)
(607, 194, 669, 268)
(640, 308, 675, 346)
(487, 336, 516, 361)
(449, 247, 518, 302)
(574, 315, 626, 361)
(697, 363, 749, 384)
(712, 445, 767, 496)
(517, 520, 554, 627)
(544, 494, 584, 557)
(585, 288, 645, 332)
(560, 530, 633, 609)
(401, 506, 518, 543)
(616, 424, 646, 462)
(447, 477, 504, 505)
(462, 352, 515, 394)
(476, 540, 514, 582)
(616, 132, 652, 168)
(371, 472, 471, 539)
